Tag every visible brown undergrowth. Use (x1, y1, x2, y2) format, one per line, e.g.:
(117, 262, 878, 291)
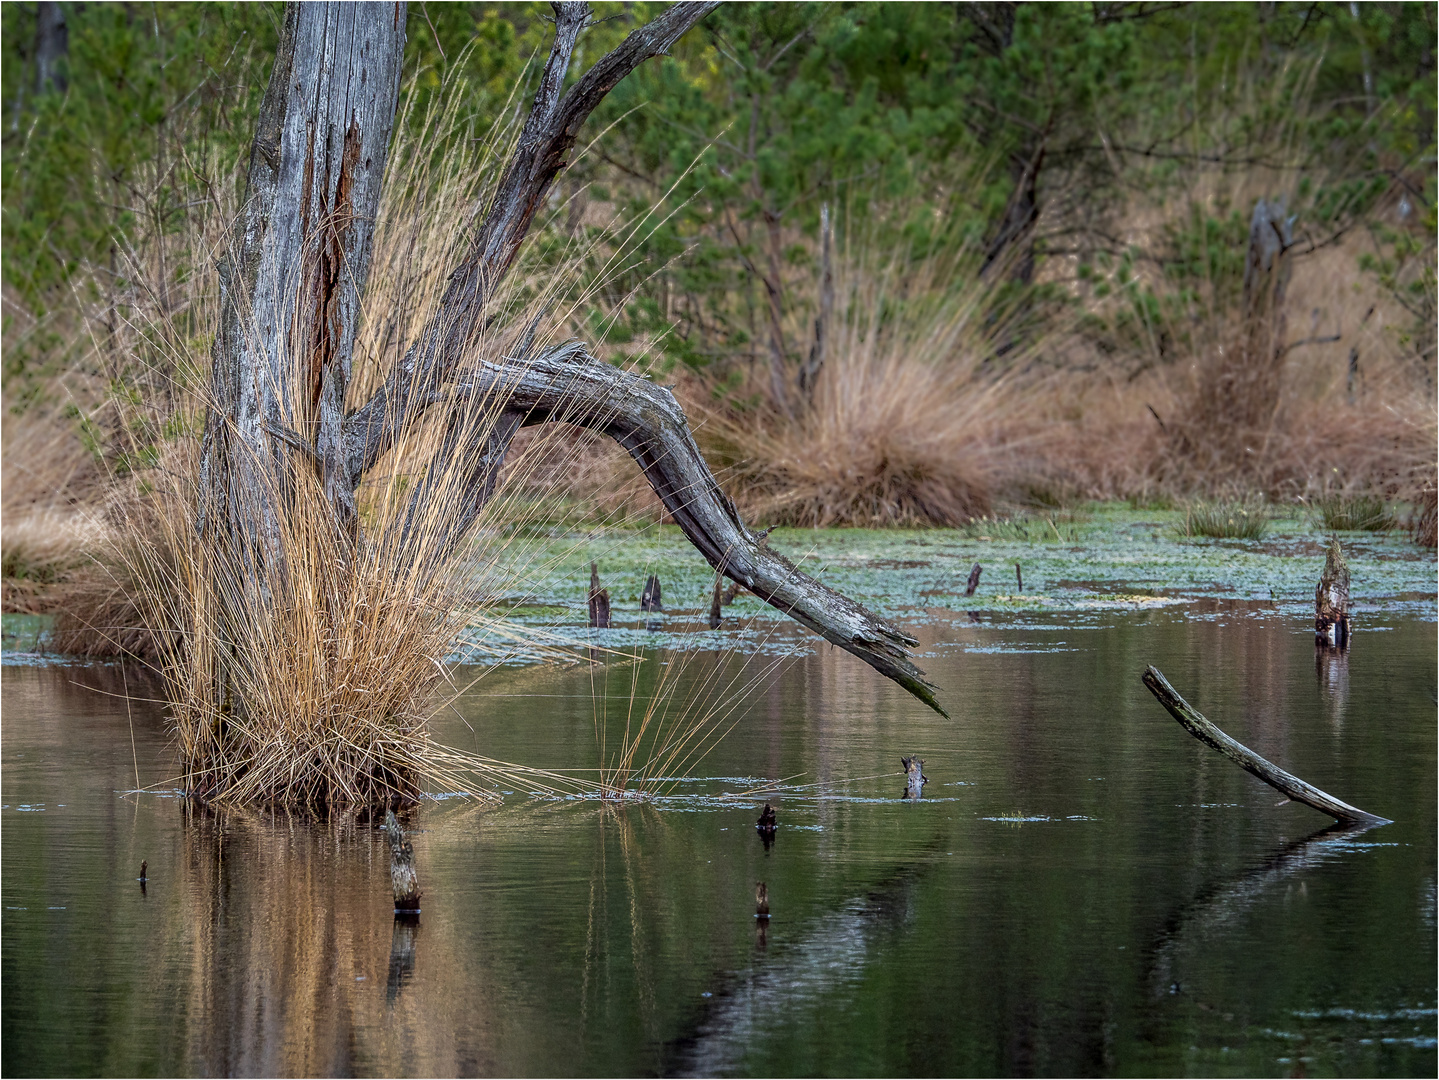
(691, 238, 1038, 527)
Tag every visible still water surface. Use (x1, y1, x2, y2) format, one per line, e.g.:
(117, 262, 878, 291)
(3, 607, 1435, 1076)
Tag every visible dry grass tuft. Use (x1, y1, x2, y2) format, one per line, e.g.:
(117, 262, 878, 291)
(700, 240, 1032, 527)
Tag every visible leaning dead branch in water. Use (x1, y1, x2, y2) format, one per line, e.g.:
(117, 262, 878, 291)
(1141, 666, 1387, 826)
(1315, 539, 1351, 646)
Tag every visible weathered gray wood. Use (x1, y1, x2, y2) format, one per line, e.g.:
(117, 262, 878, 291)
(1315, 538, 1351, 646)
(200, 2, 407, 563)
(1242, 197, 1293, 368)
(444, 342, 944, 714)
(1141, 665, 1386, 826)
(195, 1, 945, 738)
(384, 809, 422, 910)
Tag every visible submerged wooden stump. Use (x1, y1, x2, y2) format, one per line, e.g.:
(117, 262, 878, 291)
(588, 562, 611, 629)
(1315, 539, 1351, 647)
(901, 756, 928, 801)
(384, 809, 422, 913)
(965, 563, 982, 596)
(709, 574, 723, 629)
(641, 574, 663, 613)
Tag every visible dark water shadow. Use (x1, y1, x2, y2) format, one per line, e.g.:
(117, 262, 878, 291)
(662, 853, 942, 1077)
(1144, 819, 1388, 1000)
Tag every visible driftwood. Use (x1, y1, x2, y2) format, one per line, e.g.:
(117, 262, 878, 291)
(588, 562, 611, 629)
(1315, 539, 1351, 647)
(964, 563, 982, 596)
(640, 574, 662, 613)
(384, 810, 422, 912)
(1141, 666, 1387, 826)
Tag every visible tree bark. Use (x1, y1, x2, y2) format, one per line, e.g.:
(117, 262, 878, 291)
(1315, 539, 1351, 647)
(199, 2, 407, 573)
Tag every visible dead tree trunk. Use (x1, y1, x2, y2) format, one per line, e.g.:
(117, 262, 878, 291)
(588, 562, 611, 629)
(199, 1, 406, 578)
(198, 0, 946, 773)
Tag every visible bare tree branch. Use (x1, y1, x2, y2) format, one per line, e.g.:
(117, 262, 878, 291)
(446, 342, 947, 715)
(345, 1, 720, 483)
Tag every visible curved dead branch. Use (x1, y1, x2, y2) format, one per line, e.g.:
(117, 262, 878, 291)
(452, 344, 946, 716)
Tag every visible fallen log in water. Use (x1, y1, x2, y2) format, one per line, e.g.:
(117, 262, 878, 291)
(1141, 666, 1388, 826)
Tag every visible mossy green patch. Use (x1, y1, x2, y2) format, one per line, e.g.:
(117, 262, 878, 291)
(470, 504, 1436, 640)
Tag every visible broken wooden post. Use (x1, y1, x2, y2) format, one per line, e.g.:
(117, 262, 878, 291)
(1141, 666, 1387, 826)
(755, 881, 770, 919)
(965, 563, 982, 596)
(1015, 563, 1023, 592)
(1315, 539, 1351, 647)
(641, 573, 662, 612)
(709, 574, 723, 629)
(384, 809, 423, 913)
(721, 580, 741, 605)
(588, 562, 611, 629)
(900, 756, 928, 801)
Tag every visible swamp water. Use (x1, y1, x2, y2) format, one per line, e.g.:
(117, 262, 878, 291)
(3, 515, 1436, 1076)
